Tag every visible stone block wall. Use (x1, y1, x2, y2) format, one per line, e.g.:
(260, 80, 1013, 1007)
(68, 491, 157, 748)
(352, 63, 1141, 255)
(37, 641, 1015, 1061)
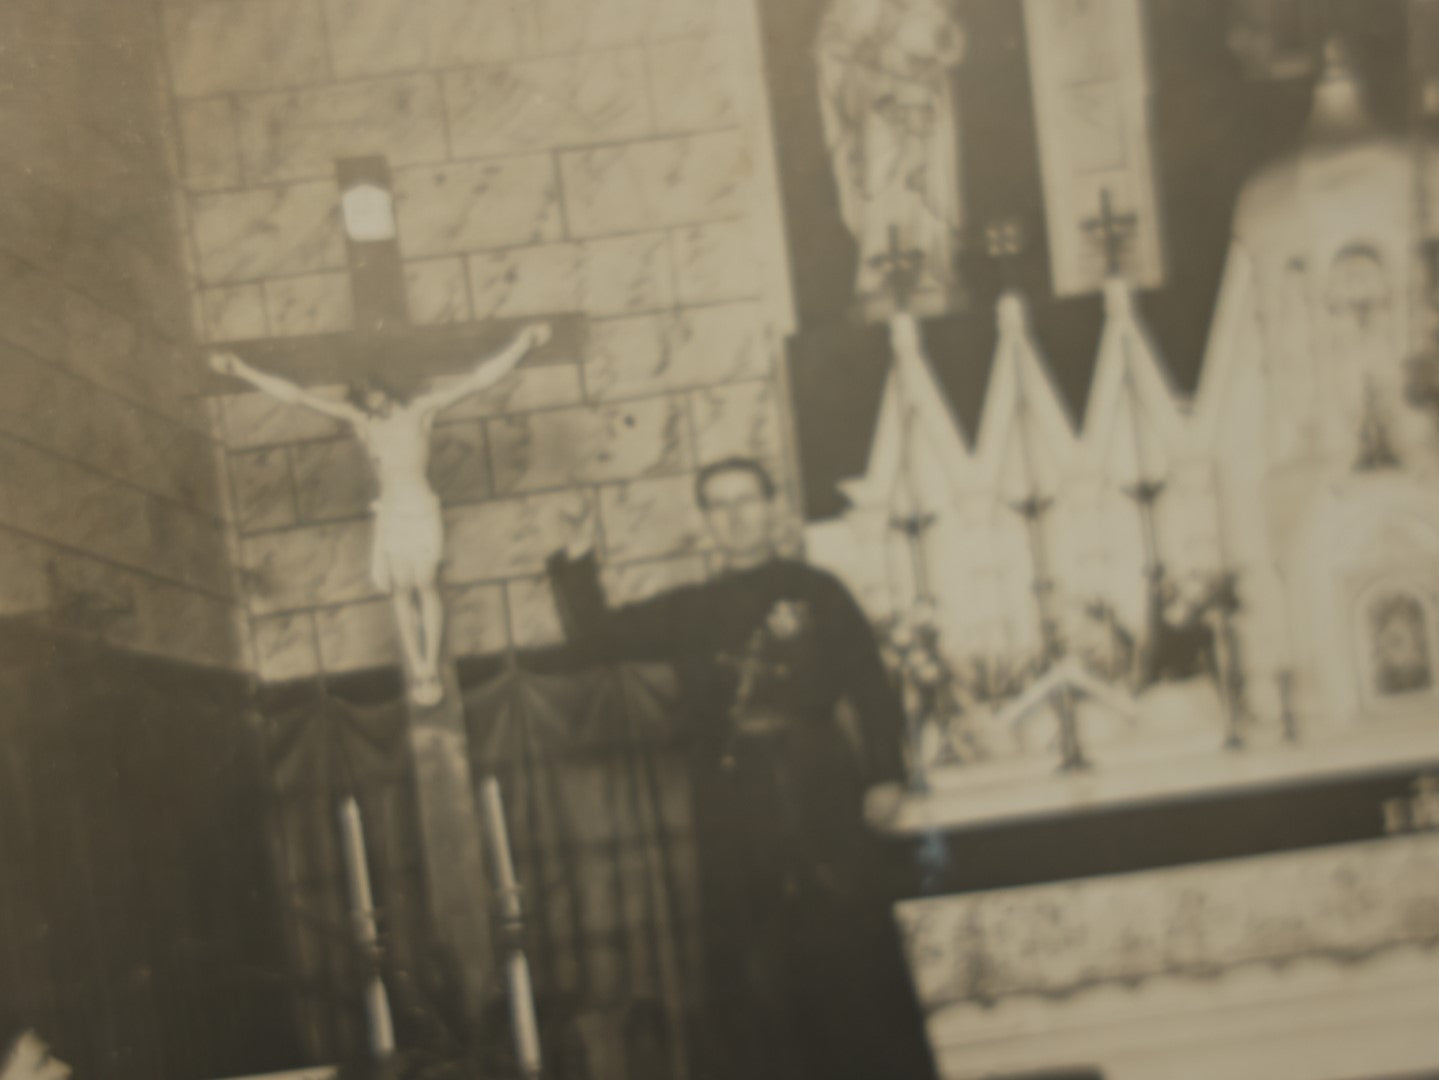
(163, 0, 796, 681)
(0, 0, 240, 668)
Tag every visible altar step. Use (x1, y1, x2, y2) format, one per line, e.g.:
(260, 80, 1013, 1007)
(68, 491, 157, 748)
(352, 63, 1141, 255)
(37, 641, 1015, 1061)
(897, 832, 1439, 1080)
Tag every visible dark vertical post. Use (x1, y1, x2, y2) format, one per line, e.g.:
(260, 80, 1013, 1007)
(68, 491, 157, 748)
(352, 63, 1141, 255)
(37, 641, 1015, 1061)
(331, 155, 497, 1019)
(336, 155, 411, 335)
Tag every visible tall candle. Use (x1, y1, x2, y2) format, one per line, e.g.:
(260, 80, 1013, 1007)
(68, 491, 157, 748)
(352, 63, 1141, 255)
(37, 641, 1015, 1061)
(481, 777, 522, 918)
(508, 951, 542, 1078)
(480, 777, 542, 1077)
(337, 796, 397, 1058)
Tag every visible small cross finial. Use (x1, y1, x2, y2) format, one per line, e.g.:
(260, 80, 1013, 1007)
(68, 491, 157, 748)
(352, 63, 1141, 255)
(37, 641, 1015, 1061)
(1083, 189, 1139, 278)
(985, 218, 1024, 261)
(984, 217, 1026, 289)
(868, 224, 926, 312)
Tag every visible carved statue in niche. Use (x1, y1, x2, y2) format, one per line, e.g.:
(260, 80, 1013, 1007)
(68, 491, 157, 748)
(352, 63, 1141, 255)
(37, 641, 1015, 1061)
(815, 0, 966, 319)
(1368, 591, 1434, 697)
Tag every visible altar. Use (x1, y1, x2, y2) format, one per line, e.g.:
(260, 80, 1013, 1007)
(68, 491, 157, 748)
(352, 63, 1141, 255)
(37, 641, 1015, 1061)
(791, 23, 1439, 836)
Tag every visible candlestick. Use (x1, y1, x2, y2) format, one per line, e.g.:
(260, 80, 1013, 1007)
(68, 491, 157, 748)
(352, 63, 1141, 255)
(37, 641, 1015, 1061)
(337, 796, 396, 1059)
(481, 777, 522, 917)
(480, 776, 542, 1078)
(509, 951, 543, 1077)
(363, 978, 395, 1060)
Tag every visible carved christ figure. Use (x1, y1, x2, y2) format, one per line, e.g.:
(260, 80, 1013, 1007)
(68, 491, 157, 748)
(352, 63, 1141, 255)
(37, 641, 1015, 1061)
(815, 0, 966, 317)
(210, 324, 552, 707)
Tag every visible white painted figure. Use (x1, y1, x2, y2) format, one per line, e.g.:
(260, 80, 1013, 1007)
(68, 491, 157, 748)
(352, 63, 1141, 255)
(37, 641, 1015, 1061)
(210, 324, 552, 707)
(0, 1033, 69, 1080)
(815, 0, 966, 317)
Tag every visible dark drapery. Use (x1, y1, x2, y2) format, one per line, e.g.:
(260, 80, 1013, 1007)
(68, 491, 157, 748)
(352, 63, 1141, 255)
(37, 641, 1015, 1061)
(257, 675, 435, 1069)
(0, 622, 298, 1080)
(255, 656, 703, 1080)
(458, 656, 704, 1080)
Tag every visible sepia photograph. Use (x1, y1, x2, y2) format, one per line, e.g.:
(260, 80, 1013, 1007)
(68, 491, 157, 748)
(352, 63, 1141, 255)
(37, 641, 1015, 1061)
(2, 0, 1439, 1078)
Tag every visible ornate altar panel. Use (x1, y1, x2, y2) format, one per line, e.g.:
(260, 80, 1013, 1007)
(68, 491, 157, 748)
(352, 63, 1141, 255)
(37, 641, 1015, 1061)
(897, 832, 1439, 1080)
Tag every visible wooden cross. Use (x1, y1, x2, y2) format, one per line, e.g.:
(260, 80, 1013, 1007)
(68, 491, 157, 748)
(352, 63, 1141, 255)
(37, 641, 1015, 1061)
(201, 154, 585, 1021)
(867, 224, 927, 313)
(1082, 188, 1139, 278)
(202, 155, 584, 397)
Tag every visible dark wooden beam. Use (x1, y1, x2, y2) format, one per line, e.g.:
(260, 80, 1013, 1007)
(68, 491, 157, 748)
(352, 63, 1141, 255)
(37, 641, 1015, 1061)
(336, 155, 409, 335)
(200, 313, 588, 397)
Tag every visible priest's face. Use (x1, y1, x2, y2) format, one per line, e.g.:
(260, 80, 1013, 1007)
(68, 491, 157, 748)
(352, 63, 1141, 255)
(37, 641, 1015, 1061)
(700, 468, 775, 566)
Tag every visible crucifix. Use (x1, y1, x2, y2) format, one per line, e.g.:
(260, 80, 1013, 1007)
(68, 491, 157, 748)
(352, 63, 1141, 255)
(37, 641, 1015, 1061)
(1083, 188, 1139, 279)
(212, 331, 547, 707)
(204, 155, 585, 1021)
(205, 156, 582, 708)
(868, 225, 928, 319)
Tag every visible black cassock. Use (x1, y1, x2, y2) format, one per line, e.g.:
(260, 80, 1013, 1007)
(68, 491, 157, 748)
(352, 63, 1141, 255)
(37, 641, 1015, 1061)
(547, 552, 936, 1080)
